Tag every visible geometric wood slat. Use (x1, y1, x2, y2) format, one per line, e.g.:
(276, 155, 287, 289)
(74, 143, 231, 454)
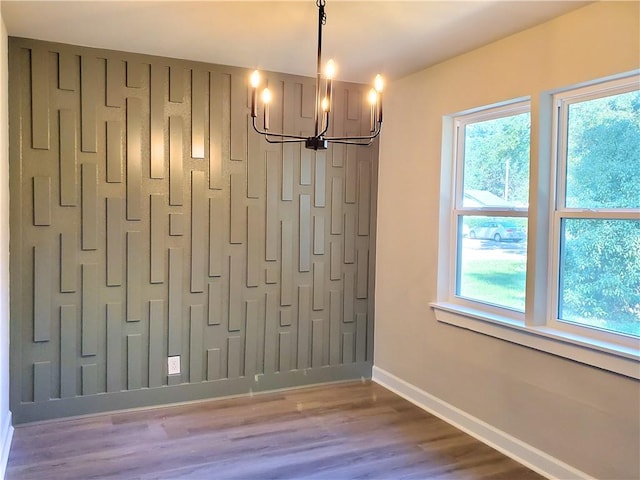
(9, 38, 377, 424)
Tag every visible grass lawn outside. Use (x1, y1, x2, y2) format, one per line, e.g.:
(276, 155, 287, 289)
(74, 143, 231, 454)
(458, 243, 527, 312)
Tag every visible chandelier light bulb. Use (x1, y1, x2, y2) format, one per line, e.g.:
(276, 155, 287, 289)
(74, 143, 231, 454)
(374, 74, 384, 93)
(261, 87, 272, 104)
(325, 59, 336, 79)
(250, 70, 261, 88)
(322, 97, 329, 111)
(368, 89, 377, 105)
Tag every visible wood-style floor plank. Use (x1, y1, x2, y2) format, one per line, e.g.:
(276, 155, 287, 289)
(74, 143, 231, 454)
(6, 381, 543, 479)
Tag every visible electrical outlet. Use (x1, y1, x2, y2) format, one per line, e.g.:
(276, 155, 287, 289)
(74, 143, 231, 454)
(167, 356, 181, 375)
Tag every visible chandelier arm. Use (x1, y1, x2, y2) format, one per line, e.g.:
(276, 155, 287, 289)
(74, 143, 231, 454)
(263, 136, 307, 144)
(325, 128, 381, 142)
(251, 117, 308, 140)
(319, 111, 330, 137)
(328, 139, 374, 146)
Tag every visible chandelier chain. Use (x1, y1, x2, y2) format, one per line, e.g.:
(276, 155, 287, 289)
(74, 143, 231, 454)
(316, 0, 327, 24)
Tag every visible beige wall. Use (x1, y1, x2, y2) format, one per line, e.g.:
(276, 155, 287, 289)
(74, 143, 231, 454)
(375, 2, 639, 479)
(1, 8, 13, 477)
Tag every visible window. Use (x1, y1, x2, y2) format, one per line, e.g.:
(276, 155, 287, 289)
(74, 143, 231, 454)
(550, 78, 640, 347)
(434, 73, 640, 378)
(453, 102, 530, 314)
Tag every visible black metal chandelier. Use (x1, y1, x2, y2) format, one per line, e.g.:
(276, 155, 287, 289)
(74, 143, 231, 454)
(250, 0, 384, 151)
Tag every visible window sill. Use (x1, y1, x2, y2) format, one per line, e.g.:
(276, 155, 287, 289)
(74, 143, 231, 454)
(430, 302, 640, 380)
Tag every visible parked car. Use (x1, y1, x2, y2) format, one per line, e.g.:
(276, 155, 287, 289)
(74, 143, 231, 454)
(468, 221, 525, 242)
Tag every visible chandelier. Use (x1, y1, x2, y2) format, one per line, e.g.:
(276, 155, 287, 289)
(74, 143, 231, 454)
(249, 0, 384, 151)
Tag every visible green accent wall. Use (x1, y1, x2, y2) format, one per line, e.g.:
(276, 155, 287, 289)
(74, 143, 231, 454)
(9, 37, 378, 424)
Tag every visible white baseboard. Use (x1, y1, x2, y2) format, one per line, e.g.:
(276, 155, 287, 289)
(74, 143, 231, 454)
(0, 411, 13, 480)
(372, 366, 592, 480)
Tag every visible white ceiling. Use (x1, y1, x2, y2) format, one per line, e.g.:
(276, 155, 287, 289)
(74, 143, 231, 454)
(2, 0, 590, 84)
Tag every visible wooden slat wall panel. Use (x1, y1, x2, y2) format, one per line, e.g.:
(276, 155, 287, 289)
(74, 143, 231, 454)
(281, 220, 293, 306)
(343, 270, 355, 324)
(207, 348, 221, 381)
(190, 305, 204, 382)
(169, 67, 185, 103)
(60, 305, 77, 398)
(342, 332, 354, 364)
(127, 334, 142, 390)
(106, 120, 122, 183)
(33, 176, 51, 226)
(279, 331, 291, 372)
(313, 215, 325, 255)
(313, 262, 324, 311)
(209, 72, 229, 190)
(31, 48, 50, 150)
(344, 211, 356, 264)
(247, 204, 261, 288)
(331, 178, 343, 235)
(329, 290, 341, 366)
(81, 164, 97, 249)
(81, 364, 97, 396)
(230, 74, 247, 162)
(150, 194, 165, 284)
(106, 59, 124, 108)
(299, 194, 311, 272)
(356, 313, 367, 363)
(58, 52, 76, 91)
(230, 174, 245, 244)
(33, 244, 52, 342)
(358, 158, 371, 236)
(191, 172, 206, 292)
(126, 98, 143, 219)
(315, 154, 326, 207)
(33, 362, 50, 402)
(191, 70, 207, 159)
(345, 146, 357, 204)
(330, 240, 341, 281)
(10, 39, 378, 424)
(297, 285, 311, 369)
(126, 232, 142, 321)
(81, 264, 98, 356)
(106, 303, 122, 393)
(150, 65, 166, 179)
(80, 56, 98, 153)
(168, 248, 183, 356)
(60, 233, 77, 293)
(265, 150, 279, 261)
(106, 198, 123, 287)
(148, 300, 164, 388)
(208, 282, 222, 326)
(228, 255, 242, 332)
(312, 318, 324, 368)
(227, 336, 241, 378)
(59, 110, 77, 204)
(264, 292, 278, 374)
(126, 61, 143, 88)
(356, 248, 369, 299)
(208, 198, 223, 277)
(244, 299, 259, 376)
(169, 116, 184, 206)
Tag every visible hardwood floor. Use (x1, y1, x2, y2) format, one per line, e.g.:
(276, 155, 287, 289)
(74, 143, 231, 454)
(6, 381, 543, 479)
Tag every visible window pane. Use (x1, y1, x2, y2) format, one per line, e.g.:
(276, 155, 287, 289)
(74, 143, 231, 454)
(462, 112, 530, 208)
(559, 219, 640, 337)
(566, 89, 640, 209)
(456, 216, 527, 311)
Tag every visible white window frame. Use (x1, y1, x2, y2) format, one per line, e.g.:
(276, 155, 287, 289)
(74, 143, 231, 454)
(450, 100, 530, 320)
(548, 76, 640, 350)
(432, 73, 640, 380)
